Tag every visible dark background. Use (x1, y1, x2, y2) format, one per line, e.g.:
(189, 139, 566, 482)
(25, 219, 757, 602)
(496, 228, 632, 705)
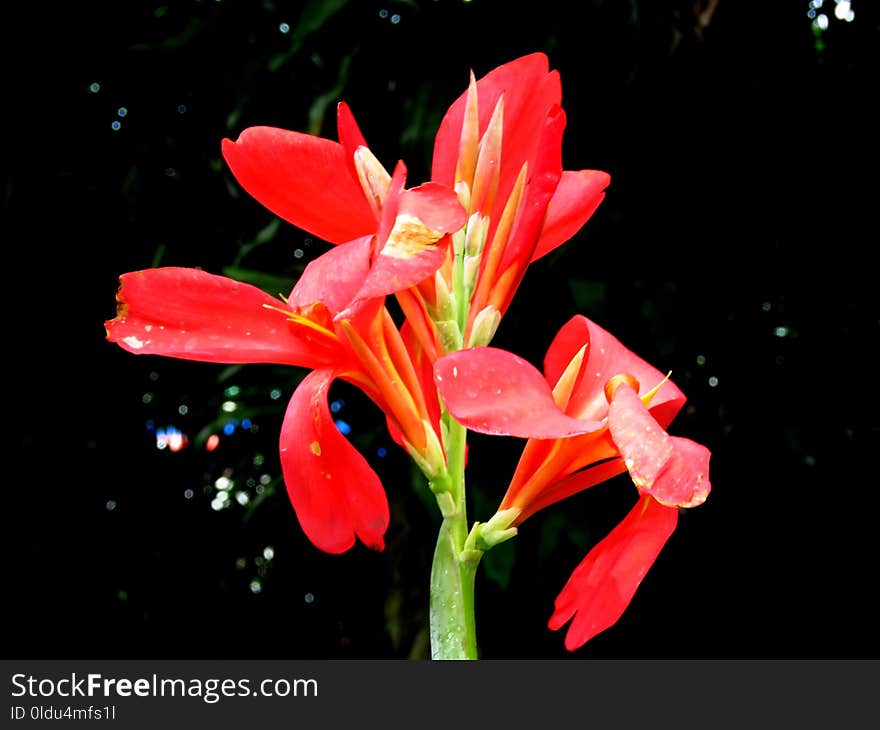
(5, 0, 879, 659)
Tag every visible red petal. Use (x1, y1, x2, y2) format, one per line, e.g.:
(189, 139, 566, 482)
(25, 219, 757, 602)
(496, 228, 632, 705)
(434, 348, 601, 438)
(543, 315, 685, 424)
(353, 246, 447, 304)
(608, 385, 711, 508)
(496, 104, 566, 276)
(106, 267, 334, 368)
(352, 182, 466, 302)
(649, 437, 712, 509)
(221, 126, 377, 244)
(279, 369, 390, 554)
(531, 170, 611, 262)
(336, 101, 368, 156)
(289, 235, 374, 315)
(399, 183, 468, 234)
(375, 160, 407, 252)
(548, 495, 678, 651)
(495, 68, 562, 215)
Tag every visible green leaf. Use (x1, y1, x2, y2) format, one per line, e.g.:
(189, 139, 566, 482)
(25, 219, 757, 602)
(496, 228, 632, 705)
(307, 53, 354, 136)
(232, 218, 282, 266)
(131, 17, 206, 51)
(151, 243, 167, 268)
(289, 0, 350, 56)
(221, 266, 296, 296)
(217, 365, 244, 384)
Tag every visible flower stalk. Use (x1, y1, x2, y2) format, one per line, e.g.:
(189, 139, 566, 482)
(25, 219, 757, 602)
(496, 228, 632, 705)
(429, 516, 480, 660)
(428, 414, 481, 659)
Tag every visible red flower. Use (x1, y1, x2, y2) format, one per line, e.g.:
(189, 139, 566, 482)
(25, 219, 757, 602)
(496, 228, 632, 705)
(400, 53, 611, 355)
(434, 314, 711, 649)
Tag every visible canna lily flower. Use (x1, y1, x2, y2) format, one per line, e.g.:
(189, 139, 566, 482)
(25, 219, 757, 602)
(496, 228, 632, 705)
(433, 314, 711, 649)
(399, 53, 611, 355)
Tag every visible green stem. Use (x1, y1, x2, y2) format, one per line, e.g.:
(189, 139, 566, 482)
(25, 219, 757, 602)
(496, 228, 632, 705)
(428, 414, 481, 659)
(429, 518, 479, 659)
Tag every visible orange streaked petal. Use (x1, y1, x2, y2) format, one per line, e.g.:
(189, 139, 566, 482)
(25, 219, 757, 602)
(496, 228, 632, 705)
(338, 319, 427, 452)
(515, 456, 626, 523)
(466, 162, 527, 335)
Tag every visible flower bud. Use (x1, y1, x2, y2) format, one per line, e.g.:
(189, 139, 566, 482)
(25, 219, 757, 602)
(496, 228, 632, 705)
(406, 419, 447, 480)
(465, 211, 488, 257)
(433, 270, 458, 323)
(467, 305, 501, 348)
(353, 146, 391, 219)
(437, 319, 464, 353)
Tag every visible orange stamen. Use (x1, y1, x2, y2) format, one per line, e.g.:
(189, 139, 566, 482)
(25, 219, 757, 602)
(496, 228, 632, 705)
(382, 309, 431, 423)
(467, 162, 527, 335)
(261, 303, 338, 342)
(395, 288, 440, 363)
(338, 319, 427, 452)
(499, 438, 565, 512)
